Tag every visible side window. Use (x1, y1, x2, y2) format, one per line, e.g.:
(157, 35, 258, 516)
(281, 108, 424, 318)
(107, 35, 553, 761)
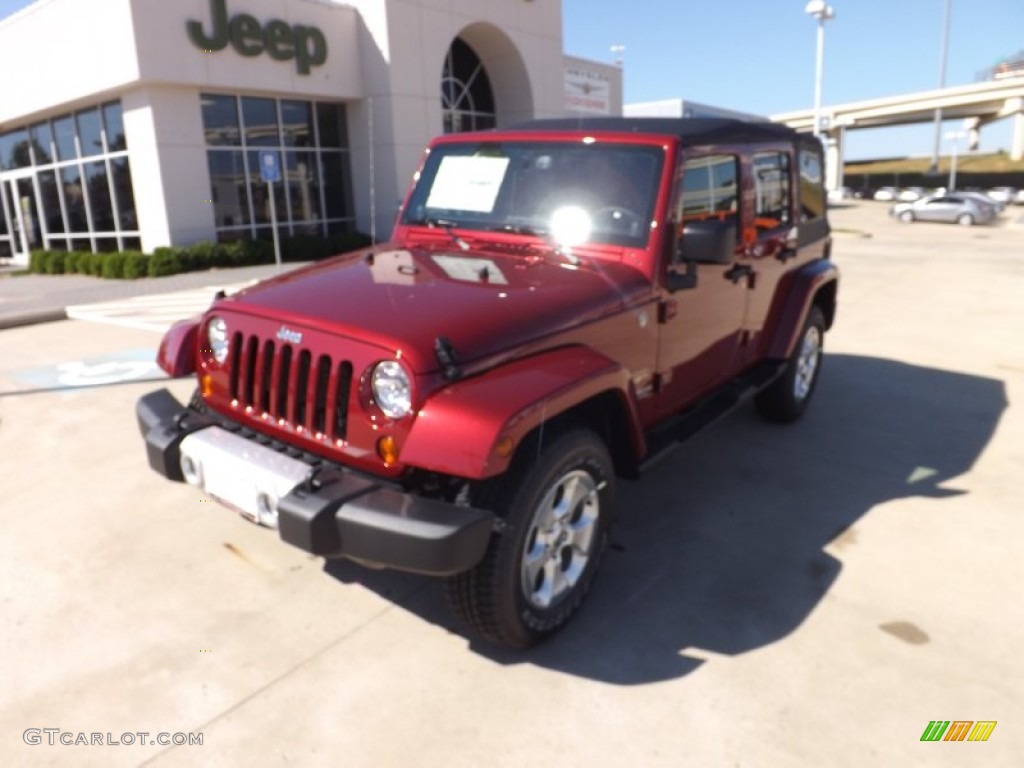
(673, 154, 738, 222)
(753, 152, 791, 233)
(798, 149, 825, 221)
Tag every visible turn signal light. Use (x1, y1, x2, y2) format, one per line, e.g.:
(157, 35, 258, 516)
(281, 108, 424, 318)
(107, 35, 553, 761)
(377, 435, 399, 465)
(200, 373, 213, 397)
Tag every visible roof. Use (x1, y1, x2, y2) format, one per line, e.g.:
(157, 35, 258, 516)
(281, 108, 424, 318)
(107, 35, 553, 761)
(507, 117, 814, 148)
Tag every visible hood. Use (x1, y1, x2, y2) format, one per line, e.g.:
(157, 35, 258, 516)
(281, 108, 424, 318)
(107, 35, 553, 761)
(217, 244, 651, 374)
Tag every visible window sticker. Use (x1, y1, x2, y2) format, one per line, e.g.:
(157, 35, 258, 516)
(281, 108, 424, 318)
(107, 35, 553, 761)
(425, 156, 510, 213)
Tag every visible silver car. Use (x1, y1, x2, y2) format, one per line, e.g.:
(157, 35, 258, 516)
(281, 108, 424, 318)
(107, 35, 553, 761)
(890, 194, 996, 226)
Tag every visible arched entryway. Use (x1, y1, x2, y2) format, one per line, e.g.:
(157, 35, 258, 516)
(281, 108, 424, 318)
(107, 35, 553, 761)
(441, 38, 496, 133)
(440, 25, 534, 134)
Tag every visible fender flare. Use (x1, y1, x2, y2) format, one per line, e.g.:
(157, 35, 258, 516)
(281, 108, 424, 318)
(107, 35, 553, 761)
(157, 320, 200, 377)
(764, 260, 839, 360)
(400, 346, 645, 480)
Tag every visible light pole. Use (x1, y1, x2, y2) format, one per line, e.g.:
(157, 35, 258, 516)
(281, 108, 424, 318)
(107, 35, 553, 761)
(805, 1, 835, 139)
(929, 0, 953, 173)
(610, 44, 626, 68)
(944, 130, 965, 191)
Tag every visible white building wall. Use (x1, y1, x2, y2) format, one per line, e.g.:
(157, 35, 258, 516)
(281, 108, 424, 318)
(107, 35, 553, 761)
(122, 86, 217, 251)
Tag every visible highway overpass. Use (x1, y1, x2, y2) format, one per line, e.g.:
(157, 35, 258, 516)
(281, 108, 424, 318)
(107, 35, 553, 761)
(772, 79, 1024, 189)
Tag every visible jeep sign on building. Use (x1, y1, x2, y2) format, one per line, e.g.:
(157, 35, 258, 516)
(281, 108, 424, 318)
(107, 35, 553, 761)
(0, 0, 621, 265)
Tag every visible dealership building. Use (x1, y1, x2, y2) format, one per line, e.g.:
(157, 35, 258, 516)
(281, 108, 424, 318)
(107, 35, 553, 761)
(0, 0, 622, 265)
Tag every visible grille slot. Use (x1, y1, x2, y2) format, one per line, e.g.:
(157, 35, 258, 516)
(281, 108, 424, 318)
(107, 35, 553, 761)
(226, 332, 351, 441)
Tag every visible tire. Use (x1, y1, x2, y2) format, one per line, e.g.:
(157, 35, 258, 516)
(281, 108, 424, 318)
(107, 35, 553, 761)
(898, 210, 914, 223)
(445, 430, 614, 649)
(755, 306, 826, 423)
(957, 213, 974, 226)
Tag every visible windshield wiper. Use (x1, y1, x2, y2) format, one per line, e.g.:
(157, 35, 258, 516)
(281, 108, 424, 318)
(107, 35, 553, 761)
(411, 216, 470, 251)
(487, 223, 550, 237)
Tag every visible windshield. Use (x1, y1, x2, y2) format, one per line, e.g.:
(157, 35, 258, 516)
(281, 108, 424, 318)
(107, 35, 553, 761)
(401, 140, 665, 249)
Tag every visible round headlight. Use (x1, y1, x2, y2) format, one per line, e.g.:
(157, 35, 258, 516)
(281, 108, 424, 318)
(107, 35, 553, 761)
(207, 316, 229, 364)
(371, 361, 412, 419)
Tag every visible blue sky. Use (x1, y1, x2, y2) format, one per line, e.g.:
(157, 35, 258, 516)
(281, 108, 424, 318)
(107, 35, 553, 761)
(563, 0, 1023, 159)
(1, 0, 1020, 160)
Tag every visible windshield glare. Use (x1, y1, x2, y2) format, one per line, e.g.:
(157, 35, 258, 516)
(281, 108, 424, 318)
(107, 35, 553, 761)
(402, 141, 664, 249)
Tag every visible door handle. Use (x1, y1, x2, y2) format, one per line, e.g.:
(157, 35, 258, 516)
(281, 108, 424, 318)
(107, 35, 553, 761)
(724, 263, 754, 285)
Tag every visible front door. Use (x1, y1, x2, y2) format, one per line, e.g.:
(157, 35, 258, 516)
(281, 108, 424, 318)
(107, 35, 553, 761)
(1, 175, 42, 265)
(654, 152, 749, 415)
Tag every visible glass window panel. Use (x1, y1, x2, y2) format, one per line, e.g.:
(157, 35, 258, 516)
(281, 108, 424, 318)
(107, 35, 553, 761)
(208, 151, 251, 228)
(281, 100, 314, 147)
(246, 150, 286, 225)
(242, 97, 280, 146)
(285, 151, 321, 221)
(61, 166, 90, 232)
(103, 102, 126, 152)
(327, 220, 354, 235)
(0, 128, 31, 170)
(53, 115, 77, 160)
(110, 158, 137, 230)
(201, 94, 241, 146)
(76, 108, 104, 158)
(121, 237, 141, 251)
(70, 238, 93, 252)
(320, 152, 350, 219)
(15, 177, 42, 248)
(753, 152, 791, 230)
(30, 122, 55, 165)
(46, 239, 68, 252)
(38, 170, 64, 234)
(85, 160, 115, 230)
(799, 149, 825, 221)
(315, 103, 346, 147)
(95, 237, 119, 253)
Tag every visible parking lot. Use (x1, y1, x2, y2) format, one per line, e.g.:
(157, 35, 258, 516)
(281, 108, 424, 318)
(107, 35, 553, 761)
(1, 201, 1022, 767)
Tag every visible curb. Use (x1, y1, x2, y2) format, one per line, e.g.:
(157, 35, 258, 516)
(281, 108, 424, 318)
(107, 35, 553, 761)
(0, 308, 68, 330)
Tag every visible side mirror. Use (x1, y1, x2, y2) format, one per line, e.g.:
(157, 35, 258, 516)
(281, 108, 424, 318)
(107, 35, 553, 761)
(676, 217, 737, 265)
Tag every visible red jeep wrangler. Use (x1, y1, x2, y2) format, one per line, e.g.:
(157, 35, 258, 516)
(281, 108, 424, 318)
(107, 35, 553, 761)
(138, 118, 837, 649)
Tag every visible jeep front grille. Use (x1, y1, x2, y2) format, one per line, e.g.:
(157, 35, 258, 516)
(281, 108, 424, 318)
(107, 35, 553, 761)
(228, 332, 353, 440)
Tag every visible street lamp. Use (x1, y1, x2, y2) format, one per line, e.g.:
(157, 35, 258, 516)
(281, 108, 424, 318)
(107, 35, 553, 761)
(610, 44, 626, 68)
(944, 130, 965, 191)
(805, 1, 835, 139)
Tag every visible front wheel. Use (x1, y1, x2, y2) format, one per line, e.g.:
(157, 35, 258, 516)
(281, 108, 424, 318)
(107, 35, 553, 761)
(957, 213, 974, 226)
(755, 306, 826, 423)
(445, 430, 614, 649)
(899, 210, 914, 223)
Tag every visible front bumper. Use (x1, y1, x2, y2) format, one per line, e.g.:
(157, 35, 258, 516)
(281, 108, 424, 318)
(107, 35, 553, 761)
(136, 388, 495, 576)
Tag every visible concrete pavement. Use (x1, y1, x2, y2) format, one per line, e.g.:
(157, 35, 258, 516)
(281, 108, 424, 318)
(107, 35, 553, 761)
(0, 203, 1022, 766)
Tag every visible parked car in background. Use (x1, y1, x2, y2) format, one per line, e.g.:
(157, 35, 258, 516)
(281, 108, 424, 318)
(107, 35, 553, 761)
(828, 186, 854, 202)
(890, 194, 996, 226)
(873, 186, 899, 201)
(897, 187, 928, 202)
(987, 186, 1017, 204)
(1015, 189, 1024, 205)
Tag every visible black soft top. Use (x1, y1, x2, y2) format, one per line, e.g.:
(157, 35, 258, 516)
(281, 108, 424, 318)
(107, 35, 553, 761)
(509, 117, 817, 151)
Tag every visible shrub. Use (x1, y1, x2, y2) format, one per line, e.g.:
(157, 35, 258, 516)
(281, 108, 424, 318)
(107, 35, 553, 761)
(148, 249, 179, 277)
(87, 253, 106, 277)
(44, 251, 67, 275)
(101, 252, 127, 279)
(29, 250, 48, 273)
(64, 252, 81, 275)
(122, 251, 149, 279)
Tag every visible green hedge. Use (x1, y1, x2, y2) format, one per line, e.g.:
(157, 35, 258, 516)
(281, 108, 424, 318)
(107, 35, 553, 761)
(25, 231, 372, 280)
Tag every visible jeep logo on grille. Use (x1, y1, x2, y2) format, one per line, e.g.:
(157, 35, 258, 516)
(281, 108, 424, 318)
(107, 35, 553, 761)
(276, 326, 303, 344)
